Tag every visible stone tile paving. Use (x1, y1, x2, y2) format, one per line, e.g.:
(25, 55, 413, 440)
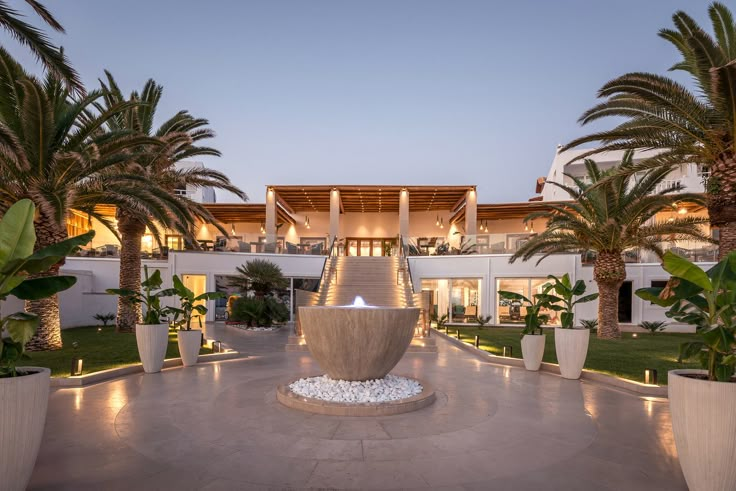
(29, 323, 686, 490)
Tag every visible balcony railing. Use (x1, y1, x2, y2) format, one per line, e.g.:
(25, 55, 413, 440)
(403, 234, 536, 256)
(581, 241, 718, 265)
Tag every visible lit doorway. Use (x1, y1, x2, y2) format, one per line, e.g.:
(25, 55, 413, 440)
(345, 237, 397, 256)
(182, 274, 207, 327)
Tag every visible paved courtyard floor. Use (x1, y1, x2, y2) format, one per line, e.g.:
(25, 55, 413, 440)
(29, 325, 686, 490)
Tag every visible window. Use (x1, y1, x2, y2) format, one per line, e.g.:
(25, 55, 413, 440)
(166, 234, 184, 251)
(496, 277, 561, 326)
(421, 278, 481, 323)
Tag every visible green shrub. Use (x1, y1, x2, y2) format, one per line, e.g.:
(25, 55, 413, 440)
(639, 320, 668, 335)
(230, 296, 288, 327)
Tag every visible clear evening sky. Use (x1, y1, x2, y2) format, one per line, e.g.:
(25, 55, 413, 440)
(7, 0, 710, 203)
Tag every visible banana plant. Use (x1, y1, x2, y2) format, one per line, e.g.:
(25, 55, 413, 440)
(498, 287, 564, 335)
(0, 200, 94, 377)
(543, 274, 599, 328)
(636, 251, 736, 382)
(107, 266, 174, 325)
(168, 275, 224, 330)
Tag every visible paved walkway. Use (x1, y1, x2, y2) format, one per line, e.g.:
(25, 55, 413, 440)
(30, 325, 686, 490)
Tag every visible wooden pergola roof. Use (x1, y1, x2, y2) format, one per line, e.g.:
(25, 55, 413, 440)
(268, 185, 474, 213)
(202, 203, 294, 224)
(88, 204, 293, 225)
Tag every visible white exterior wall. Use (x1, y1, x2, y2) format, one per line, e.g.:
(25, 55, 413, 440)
(408, 254, 708, 331)
(1, 251, 710, 330)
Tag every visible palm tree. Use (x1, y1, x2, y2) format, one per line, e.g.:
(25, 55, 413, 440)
(510, 152, 712, 339)
(562, 2, 736, 259)
(230, 259, 288, 299)
(97, 72, 247, 332)
(0, 48, 161, 349)
(0, 0, 81, 91)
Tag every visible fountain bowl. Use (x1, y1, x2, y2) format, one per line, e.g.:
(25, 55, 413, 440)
(298, 305, 420, 381)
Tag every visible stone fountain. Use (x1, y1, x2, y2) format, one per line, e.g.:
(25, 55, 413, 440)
(277, 297, 436, 416)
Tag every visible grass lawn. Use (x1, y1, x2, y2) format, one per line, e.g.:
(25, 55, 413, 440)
(24, 326, 213, 378)
(443, 326, 701, 385)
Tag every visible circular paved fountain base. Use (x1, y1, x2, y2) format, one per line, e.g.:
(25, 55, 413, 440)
(277, 375, 436, 416)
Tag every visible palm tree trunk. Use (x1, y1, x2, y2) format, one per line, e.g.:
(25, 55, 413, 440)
(25, 215, 68, 351)
(116, 212, 146, 332)
(707, 158, 736, 259)
(593, 251, 626, 339)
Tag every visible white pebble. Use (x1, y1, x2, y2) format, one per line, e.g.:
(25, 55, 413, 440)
(289, 375, 422, 404)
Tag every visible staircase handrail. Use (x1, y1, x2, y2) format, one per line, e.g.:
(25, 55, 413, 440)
(399, 235, 415, 293)
(318, 236, 338, 291)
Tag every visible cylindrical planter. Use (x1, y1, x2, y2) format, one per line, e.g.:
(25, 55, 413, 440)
(0, 367, 50, 491)
(521, 334, 545, 371)
(669, 370, 736, 491)
(554, 328, 589, 380)
(135, 323, 170, 373)
(177, 329, 203, 367)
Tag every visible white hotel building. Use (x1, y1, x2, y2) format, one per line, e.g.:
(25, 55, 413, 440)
(3, 151, 716, 331)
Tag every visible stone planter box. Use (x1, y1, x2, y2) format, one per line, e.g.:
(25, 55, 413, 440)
(0, 367, 50, 491)
(177, 329, 202, 367)
(136, 323, 169, 373)
(554, 328, 589, 380)
(669, 369, 736, 491)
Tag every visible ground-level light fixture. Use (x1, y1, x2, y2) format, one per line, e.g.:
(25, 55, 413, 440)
(474, 335, 480, 348)
(632, 333, 638, 339)
(502, 345, 513, 357)
(70, 357, 83, 376)
(212, 340, 222, 353)
(644, 368, 658, 385)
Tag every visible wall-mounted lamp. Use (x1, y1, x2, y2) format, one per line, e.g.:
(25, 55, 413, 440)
(440, 218, 444, 229)
(259, 222, 265, 234)
(436, 215, 440, 227)
(530, 221, 534, 233)
(230, 223, 236, 235)
(305, 216, 311, 229)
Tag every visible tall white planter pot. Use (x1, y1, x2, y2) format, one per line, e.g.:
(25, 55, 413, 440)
(177, 329, 202, 367)
(669, 370, 736, 491)
(0, 367, 50, 491)
(521, 334, 545, 371)
(136, 323, 169, 373)
(554, 328, 589, 380)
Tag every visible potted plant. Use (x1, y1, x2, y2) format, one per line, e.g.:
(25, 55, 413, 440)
(0, 200, 93, 491)
(107, 266, 174, 373)
(636, 251, 736, 491)
(168, 275, 224, 366)
(542, 274, 598, 379)
(498, 289, 561, 371)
